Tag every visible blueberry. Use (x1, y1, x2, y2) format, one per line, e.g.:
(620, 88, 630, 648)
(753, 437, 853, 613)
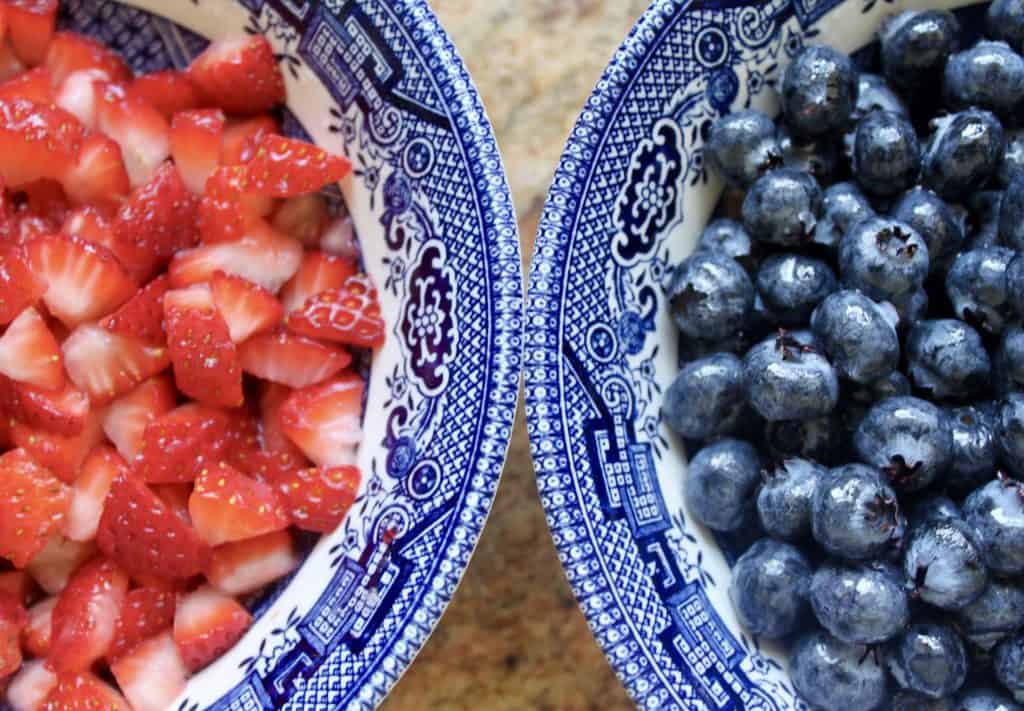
(958, 581, 1024, 651)
(1002, 130, 1024, 185)
(812, 463, 902, 560)
(853, 73, 911, 121)
(839, 216, 929, 306)
(906, 319, 992, 400)
(1008, 254, 1024, 319)
(995, 633, 1024, 699)
(880, 10, 961, 92)
(757, 458, 827, 541)
(886, 623, 968, 700)
(990, 0, 1024, 53)
(780, 45, 859, 137)
(923, 109, 1005, 200)
(790, 630, 887, 711)
(908, 494, 962, 529)
(854, 396, 953, 491)
(996, 327, 1024, 396)
(964, 478, 1024, 576)
(778, 126, 841, 184)
(891, 187, 968, 274)
(662, 354, 747, 441)
(756, 253, 836, 325)
(684, 438, 761, 532)
(696, 219, 758, 269)
(742, 169, 823, 246)
(955, 688, 1023, 711)
(705, 110, 783, 188)
(811, 290, 899, 384)
(815, 181, 875, 252)
(890, 692, 955, 711)
(669, 251, 753, 341)
(998, 393, 1024, 477)
(853, 110, 921, 196)
(728, 538, 812, 639)
(1000, 177, 1024, 251)
(904, 517, 988, 610)
(764, 414, 844, 465)
(742, 330, 839, 421)
(949, 404, 1000, 493)
(945, 41, 1024, 118)
(810, 560, 910, 644)
(946, 247, 1016, 334)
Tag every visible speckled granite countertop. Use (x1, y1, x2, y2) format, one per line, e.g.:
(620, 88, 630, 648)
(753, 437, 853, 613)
(380, 2, 648, 709)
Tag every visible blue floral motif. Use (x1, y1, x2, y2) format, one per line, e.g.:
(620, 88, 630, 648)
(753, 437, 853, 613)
(400, 241, 457, 394)
(706, 66, 740, 112)
(617, 310, 648, 356)
(387, 435, 417, 479)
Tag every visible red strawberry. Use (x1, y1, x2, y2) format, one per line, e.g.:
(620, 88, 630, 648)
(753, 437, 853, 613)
(187, 35, 285, 115)
(44, 31, 132, 86)
(153, 484, 193, 526)
(135, 403, 229, 484)
(49, 556, 129, 672)
(24, 536, 95, 595)
(319, 218, 364, 272)
(0, 245, 46, 325)
(0, 98, 84, 187)
(0, 591, 26, 680)
(0, 377, 90, 436)
(40, 672, 130, 711)
(0, 571, 35, 605)
(278, 372, 364, 467)
(206, 529, 297, 596)
(98, 274, 170, 346)
(164, 285, 244, 408)
(221, 114, 277, 165)
(11, 411, 104, 484)
(173, 585, 251, 672)
(101, 375, 177, 461)
(171, 108, 224, 194)
(109, 632, 187, 711)
(60, 131, 130, 206)
(189, 461, 289, 546)
(64, 447, 126, 542)
(287, 274, 385, 349)
(7, 660, 57, 711)
(246, 134, 352, 196)
(27, 233, 137, 328)
(22, 597, 55, 657)
(272, 194, 330, 247)
(0, 66, 54, 103)
(275, 465, 360, 533)
(61, 205, 116, 250)
(107, 587, 175, 662)
(259, 382, 305, 456)
(6, 0, 57, 67)
(0, 449, 69, 567)
(127, 70, 202, 120)
(0, 307, 63, 389)
(210, 270, 283, 343)
(0, 41, 26, 85)
(94, 82, 170, 188)
(54, 68, 107, 128)
(169, 221, 303, 293)
(239, 330, 351, 389)
(222, 409, 261, 467)
(62, 325, 170, 404)
(197, 165, 273, 244)
(279, 250, 357, 314)
(97, 473, 211, 579)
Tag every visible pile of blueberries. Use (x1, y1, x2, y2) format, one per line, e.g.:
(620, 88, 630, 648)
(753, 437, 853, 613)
(664, 3, 1024, 710)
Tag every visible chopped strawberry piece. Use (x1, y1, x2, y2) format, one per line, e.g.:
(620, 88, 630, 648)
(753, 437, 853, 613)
(61, 204, 115, 250)
(109, 632, 187, 711)
(0, 449, 69, 567)
(0, 66, 53, 103)
(0, 245, 45, 325)
(97, 473, 211, 579)
(319, 217, 364, 267)
(153, 483, 193, 526)
(164, 285, 244, 407)
(206, 529, 297, 596)
(22, 597, 55, 657)
(11, 410, 104, 483)
(272, 194, 330, 247)
(135, 403, 229, 484)
(189, 461, 289, 546)
(0, 377, 90, 436)
(127, 70, 202, 120)
(246, 134, 352, 197)
(275, 465, 360, 533)
(221, 114, 278, 165)
(49, 556, 129, 672)
(94, 82, 170, 188)
(27, 233, 137, 328)
(40, 672, 130, 711)
(170, 220, 303, 292)
(187, 35, 285, 115)
(280, 250, 357, 314)
(17, 178, 69, 226)
(0, 41, 26, 85)
(54, 68, 107, 128)
(0, 98, 83, 187)
(287, 274, 385, 349)
(107, 587, 175, 662)
(278, 372, 364, 467)
(62, 325, 170, 404)
(0, 571, 35, 605)
(98, 274, 170, 347)
(173, 585, 251, 672)
(171, 108, 224, 194)
(24, 536, 95, 595)
(61, 131, 130, 205)
(6, 0, 57, 66)
(197, 165, 273, 244)
(0, 590, 26, 680)
(239, 330, 351, 389)
(65, 446, 126, 542)
(259, 382, 305, 456)
(44, 31, 131, 86)
(0, 307, 63, 389)
(210, 270, 283, 343)
(222, 409, 261, 466)
(102, 375, 176, 461)
(7, 660, 57, 711)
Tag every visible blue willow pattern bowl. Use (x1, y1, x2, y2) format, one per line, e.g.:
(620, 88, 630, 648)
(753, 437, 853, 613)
(43, 1, 522, 709)
(526, 0, 978, 709)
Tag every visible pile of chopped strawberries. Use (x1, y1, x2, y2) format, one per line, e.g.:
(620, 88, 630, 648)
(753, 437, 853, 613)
(0, 1, 385, 709)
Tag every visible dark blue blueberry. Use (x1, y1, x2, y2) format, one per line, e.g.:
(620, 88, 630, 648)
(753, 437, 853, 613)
(780, 45, 859, 137)
(764, 414, 844, 465)
(903, 517, 988, 610)
(908, 495, 962, 529)
(1002, 130, 1024, 185)
(994, 633, 1024, 700)
(880, 10, 961, 92)
(755, 253, 836, 325)
(957, 581, 1024, 651)
(945, 41, 1024, 118)
(923, 109, 1005, 200)
(815, 181, 875, 252)
(949, 404, 1000, 493)
(955, 688, 1023, 711)
(742, 330, 838, 422)
(683, 438, 761, 532)
(1008, 254, 1024, 318)
(854, 73, 910, 120)
(728, 538, 812, 640)
(998, 393, 1024, 478)
(990, 0, 1024, 53)
(677, 329, 764, 365)
(906, 319, 992, 400)
(696, 218, 757, 269)
(778, 126, 840, 184)
(741, 168, 822, 246)
(662, 353, 747, 440)
(811, 290, 899, 384)
(1001, 177, 1024, 251)
(757, 458, 827, 541)
(790, 630, 887, 711)
(812, 463, 902, 560)
(996, 326, 1024, 395)
(946, 247, 1015, 334)
(854, 396, 953, 491)
(669, 251, 753, 341)
(886, 623, 968, 700)
(810, 560, 910, 644)
(966, 190, 1005, 250)
(891, 187, 968, 274)
(853, 110, 921, 196)
(839, 216, 929, 306)
(705, 110, 783, 188)
(890, 692, 954, 711)
(964, 478, 1024, 576)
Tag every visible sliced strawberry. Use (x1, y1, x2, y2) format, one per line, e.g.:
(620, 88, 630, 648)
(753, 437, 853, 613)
(0, 307, 63, 389)
(0, 66, 53, 103)
(221, 114, 277, 165)
(0, 590, 25, 680)
(102, 375, 176, 461)
(94, 81, 170, 188)
(97, 473, 211, 579)
(187, 35, 285, 115)
(259, 382, 306, 456)
(97, 274, 170, 347)
(0, 449, 69, 567)
(61, 131, 130, 206)
(21, 597, 55, 657)
(27, 233, 137, 328)
(275, 465, 360, 533)
(246, 134, 352, 196)
(170, 220, 302, 292)
(287, 274, 385, 349)
(280, 250, 357, 314)
(0, 41, 26, 84)
(62, 325, 170, 404)
(210, 270, 283, 343)
(65, 447, 126, 542)
(239, 330, 350, 389)
(173, 585, 251, 672)
(135, 403, 229, 484)
(44, 31, 131, 86)
(49, 556, 129, 672)
(206, 529, 297, 596)
(24, 536, 95, 595)
(0, 377, 90, 436)
(272, 194, 330, 247)
(164, 285, 243, 408)
(54, 68, 108, 128)
(107, 587, 175, 662)
(197, 165, 273, 244)
(0, 245, 45, 325)
(222, 409, 261, 468)
(153, 484, 193, 526)
(171, 108, 224, 194)
(189, 461, 289, 546)
(11, 410, 104, 484)
(278, 373, 364, 467)
(109, 632, 187, 711)
(0, 571, 35, 606)
(17, 179, 68, 227)
(6, 0, 57, 66)
(127, 70, 202, 120)
(61, 204, 115, 250)
(7, 660, 57, 711)
(0, 98, 84, 187)
(39, 672, 130, 711)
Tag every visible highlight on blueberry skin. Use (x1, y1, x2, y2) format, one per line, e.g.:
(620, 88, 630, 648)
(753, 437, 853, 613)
(922, 109, 1005, 200)
(963, 477, 1024, 575)
(852, 110, 921, 196)
(811, 463, 902, 560)
(682, 438, 761, 533)
(704, 109, 783, 188)
(741, 168, 823, 246)
(757, 458, 826, 541)
(946, 246, 1016, 334)
(853, 396, 953, 492)
(838, 216, 929, 308)
(811, 289, 899, 384)
(789, 630, 888, 711)
(948, 404, 1000, 493)
(742, 330, 839, 421)
(945, 40, 1024, 117)
(879, 9, 961, 91)
(809, 560, 910, 645)
(902, 517, 988, 610)
(668, 251, 753, 341)
(885, 623, 968, 700)
(728, 539, 812, 640)
(815, 181, 875, 252)
(905, 319, 992, 400)
(661, 353, 747, 440)
(780, 45, 859, 137)
(755, 253, 837, 325)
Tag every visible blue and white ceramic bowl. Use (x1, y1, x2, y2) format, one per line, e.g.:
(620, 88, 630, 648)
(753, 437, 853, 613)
(48, 1, 521, 709)
(526, 1, 981, 709)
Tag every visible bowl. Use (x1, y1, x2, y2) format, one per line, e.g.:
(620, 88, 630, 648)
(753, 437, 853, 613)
(525, 0, 981, 708)
(56, 0, 522, 708)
